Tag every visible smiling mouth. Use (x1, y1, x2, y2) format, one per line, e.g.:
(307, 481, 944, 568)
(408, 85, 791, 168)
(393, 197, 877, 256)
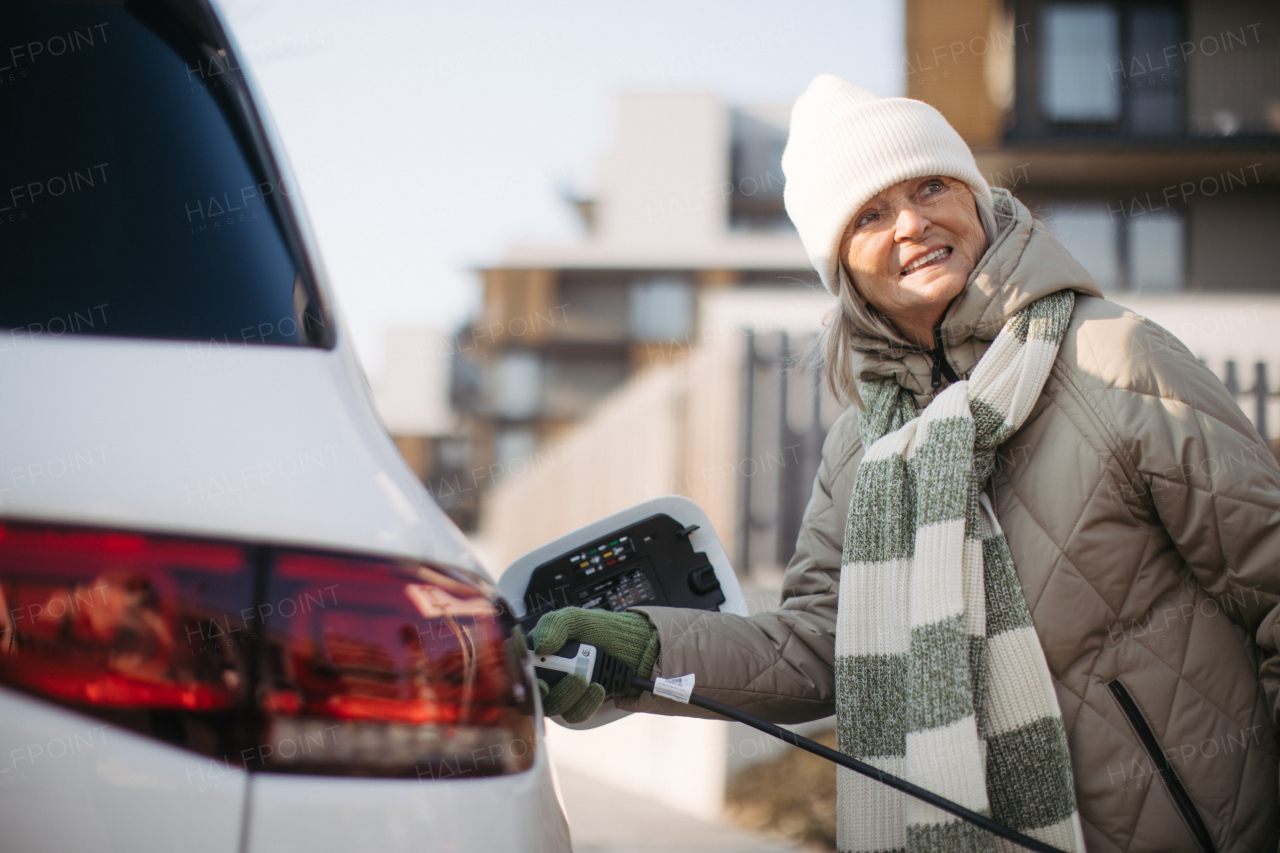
(900, 246, 952, 275)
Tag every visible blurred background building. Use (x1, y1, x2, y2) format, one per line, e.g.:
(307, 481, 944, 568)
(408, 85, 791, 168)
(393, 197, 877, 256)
(915, 0, 1280, 291)
(381, 0, 1280, 552)
(370, 329, 454, 477)
(405, 92, 846, 560)
(362, 0, 1279, 839)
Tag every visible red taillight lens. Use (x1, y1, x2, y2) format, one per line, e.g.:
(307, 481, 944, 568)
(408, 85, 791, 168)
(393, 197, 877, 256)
(0, 522, 534, 779)
(256, 550, 534, 778)
(0, 523, 253, 755)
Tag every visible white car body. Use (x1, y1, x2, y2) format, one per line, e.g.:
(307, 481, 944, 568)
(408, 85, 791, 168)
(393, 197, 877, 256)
(0, 322, 571, 853)
(0, 1, 571, 850)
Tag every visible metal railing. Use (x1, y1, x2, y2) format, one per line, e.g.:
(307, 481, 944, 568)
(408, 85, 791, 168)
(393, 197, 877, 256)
(1221, 360, 1280, 455)
(736, 331, 838, 575)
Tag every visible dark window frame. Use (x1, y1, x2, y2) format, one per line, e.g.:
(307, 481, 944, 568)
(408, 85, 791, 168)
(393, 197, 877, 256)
(188, 0, 333, 348)
(1010, 0, 1189, 142)
(1026, 188, 1190, 292)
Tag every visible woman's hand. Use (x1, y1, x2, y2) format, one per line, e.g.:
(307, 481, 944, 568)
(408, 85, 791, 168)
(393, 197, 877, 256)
(530, 607, 660, 722)
(536, 674, 607, 724)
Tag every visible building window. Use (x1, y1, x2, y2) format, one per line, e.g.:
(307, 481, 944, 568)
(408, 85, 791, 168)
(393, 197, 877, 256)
(542, 357, 629, 419)
(729, 108, 793, 233)
(628, 276, 694, 340)
(1127, 209, 1185, 292)
(1043, 201, 1185, 293)
(435, 437, 471, 472)
(1042, 4, 1121, 123)
(491, 350, 542, 420)
(738, 270, 822, 289)
(1126, 6, 1183, 135)
(1037, 1, 1184, 136)
(557, 274, 628, 342)
(1044, 203, 1120, 288)
(492, 429, 538, 484)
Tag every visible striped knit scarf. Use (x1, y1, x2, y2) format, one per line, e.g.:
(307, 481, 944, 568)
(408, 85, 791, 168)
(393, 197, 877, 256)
(834, 291, 1083, 853)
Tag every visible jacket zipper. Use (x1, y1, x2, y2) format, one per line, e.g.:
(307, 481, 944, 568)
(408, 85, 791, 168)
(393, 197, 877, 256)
(929, 324, 959, 389)
(1108, 680, 1216, 852)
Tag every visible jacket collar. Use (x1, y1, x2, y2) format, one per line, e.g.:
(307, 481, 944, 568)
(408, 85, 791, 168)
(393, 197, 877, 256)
(850, 189, 1104, 408)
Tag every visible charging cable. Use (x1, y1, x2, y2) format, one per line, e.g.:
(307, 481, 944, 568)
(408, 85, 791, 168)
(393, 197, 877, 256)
(532, 641, 1068, 853)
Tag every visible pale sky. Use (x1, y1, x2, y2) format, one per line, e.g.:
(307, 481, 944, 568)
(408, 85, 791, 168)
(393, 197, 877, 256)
(219, 1, 904, 378)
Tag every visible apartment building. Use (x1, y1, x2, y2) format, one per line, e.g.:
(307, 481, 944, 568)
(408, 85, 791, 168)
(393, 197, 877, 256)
(443, 94, 816, 531)
(909, 0, 1279, 293)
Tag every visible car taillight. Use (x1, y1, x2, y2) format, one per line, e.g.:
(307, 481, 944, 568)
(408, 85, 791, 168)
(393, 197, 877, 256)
(0, 523, 253, 757)
(255, 549, 535, 778)
(0, 522, 534, 779)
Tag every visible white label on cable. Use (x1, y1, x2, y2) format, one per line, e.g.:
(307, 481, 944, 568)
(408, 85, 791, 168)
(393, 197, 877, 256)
(652, 673, 696, 704)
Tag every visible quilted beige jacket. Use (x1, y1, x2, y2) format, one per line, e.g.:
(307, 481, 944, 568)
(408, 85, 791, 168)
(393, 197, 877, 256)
(624, 191, 1280, 852)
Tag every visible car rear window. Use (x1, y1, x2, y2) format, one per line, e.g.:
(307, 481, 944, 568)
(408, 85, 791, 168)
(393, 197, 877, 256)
(0, 0, 327, 347)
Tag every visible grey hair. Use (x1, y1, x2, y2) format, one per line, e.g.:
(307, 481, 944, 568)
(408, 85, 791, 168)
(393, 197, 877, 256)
(818, 188, 999, 409)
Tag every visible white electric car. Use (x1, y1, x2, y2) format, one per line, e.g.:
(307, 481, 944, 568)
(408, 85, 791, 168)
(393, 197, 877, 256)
(0, 1, 570, 851)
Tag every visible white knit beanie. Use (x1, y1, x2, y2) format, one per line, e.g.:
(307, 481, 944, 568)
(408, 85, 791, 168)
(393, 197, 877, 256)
(782, 74, 993, 295)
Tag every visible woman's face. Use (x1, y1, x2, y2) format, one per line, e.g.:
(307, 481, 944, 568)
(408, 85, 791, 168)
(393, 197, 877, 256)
(839, 176, 987, 347)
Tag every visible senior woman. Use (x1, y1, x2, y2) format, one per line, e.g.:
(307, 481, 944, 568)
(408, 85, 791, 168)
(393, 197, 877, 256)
(531, 75, 1280, 852)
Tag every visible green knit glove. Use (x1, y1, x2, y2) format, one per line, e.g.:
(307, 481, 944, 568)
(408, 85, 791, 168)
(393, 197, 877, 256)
(531, 608, 660, 721)
(537, 676, 607, 724)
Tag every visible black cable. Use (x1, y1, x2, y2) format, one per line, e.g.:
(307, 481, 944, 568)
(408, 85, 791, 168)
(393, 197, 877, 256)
(630, 675, 1068, 853)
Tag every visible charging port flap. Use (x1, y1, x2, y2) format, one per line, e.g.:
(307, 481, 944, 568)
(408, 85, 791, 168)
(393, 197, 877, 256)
(498, 496, 746, 729)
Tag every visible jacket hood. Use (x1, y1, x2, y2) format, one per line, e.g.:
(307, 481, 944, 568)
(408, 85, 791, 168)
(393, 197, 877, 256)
(851, 188, 1104, 406)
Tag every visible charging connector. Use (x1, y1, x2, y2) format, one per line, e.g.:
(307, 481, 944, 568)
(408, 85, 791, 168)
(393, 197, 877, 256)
(528, 637, 634, 697)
